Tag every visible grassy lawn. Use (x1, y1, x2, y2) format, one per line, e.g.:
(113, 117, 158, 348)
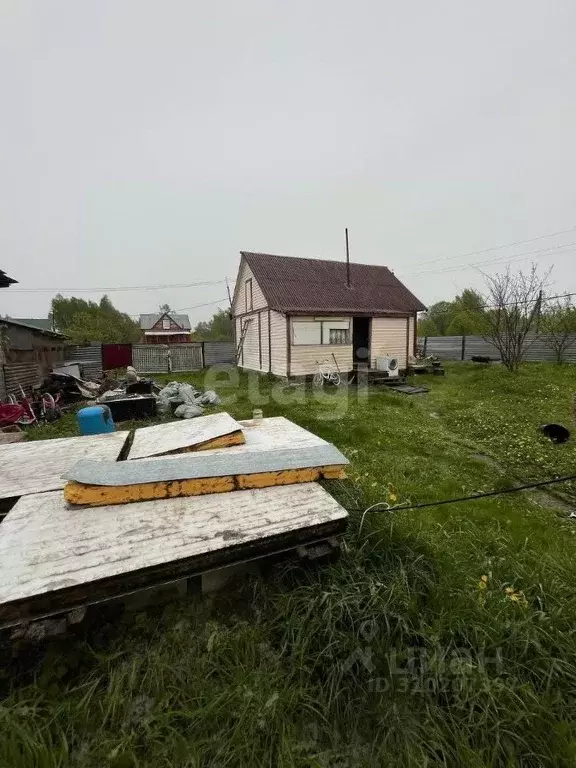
(2, 362, 576, 766)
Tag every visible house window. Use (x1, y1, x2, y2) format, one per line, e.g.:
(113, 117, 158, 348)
(329, 328, 349, 345)
(293, 321, 321, 345)
(292, 318, 350, 345)
(245, 279, 253, 312)
(162, 316, 170, 330)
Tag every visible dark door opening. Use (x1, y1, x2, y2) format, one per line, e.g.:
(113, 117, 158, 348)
(352, 317, 371, 366)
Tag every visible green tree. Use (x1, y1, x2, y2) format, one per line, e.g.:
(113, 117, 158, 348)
(417, 317, 440, 336)
(446, 289, 489, 335)
(193, 309, 233, 341)
(425, 301, 454, 335)
(51, 294, 141, 344)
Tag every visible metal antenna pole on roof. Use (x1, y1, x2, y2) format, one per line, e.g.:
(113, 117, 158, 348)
(345, 228, 351, 287)
(225, 278, 232, 307)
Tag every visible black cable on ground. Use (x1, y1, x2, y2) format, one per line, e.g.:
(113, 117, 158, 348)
(345, 473, 576, 514)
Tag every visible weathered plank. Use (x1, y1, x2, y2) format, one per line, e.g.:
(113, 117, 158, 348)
(0, 484, 348, 625)
(128, 412, 245, 460)
(138, 417, 331, 462)
(0, 432, 130, 499)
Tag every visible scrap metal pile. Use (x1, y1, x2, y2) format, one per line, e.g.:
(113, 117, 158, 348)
(13, 366, 223, 424)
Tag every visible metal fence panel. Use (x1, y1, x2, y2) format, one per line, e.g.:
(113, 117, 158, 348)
(421, 336, 463, 360)
(3, 363, 42, 396)
(419, 334, 576, 363)
(463, 337, 501, 360)
(102, 343, 133, 370)
(170, 344, 203, 372)
(132, 345, 169, 373)
(203, 341, 235, 366)
(132, 344, 203, 373)
(65, 344, 103, 380)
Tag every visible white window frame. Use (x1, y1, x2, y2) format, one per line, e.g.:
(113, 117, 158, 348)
(245, 279, 253, 312)
(292, 318, 351, 346)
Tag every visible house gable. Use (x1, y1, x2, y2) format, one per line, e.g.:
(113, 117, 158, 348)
(232, 257, 268, 316)
(151, 313, 184, 332)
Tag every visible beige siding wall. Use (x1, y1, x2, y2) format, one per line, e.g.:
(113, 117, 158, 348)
(370, 317, 411, 368)
(290, 345, 353, 375)
(270, 311, 287, 376)
(236, 312, 262, 371)
(260, 311, 270, 372)
(408, 315, 415, 358)
(232, 260, 267, 315)
(288, 315, 353, 375)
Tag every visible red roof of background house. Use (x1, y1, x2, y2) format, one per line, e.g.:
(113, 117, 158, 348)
(241, 252, 426, 315)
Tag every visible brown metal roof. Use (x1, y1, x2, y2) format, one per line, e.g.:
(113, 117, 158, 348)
(241, 252, 426, 315)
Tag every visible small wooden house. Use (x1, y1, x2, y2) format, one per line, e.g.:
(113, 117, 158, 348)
(139, 312, 191, 344)
(232, 251, 426, 376)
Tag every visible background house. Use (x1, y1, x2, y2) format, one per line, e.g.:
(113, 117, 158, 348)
(232, 251, 426, 376)
(139, 312, 192, 344)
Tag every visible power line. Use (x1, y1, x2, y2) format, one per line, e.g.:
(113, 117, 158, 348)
(8, 279, 227, 294)
(176, 297, 228, 312)
(411, 242, 576, 277)
(422, 291, 576, 315)
(408, 225, 576, 269)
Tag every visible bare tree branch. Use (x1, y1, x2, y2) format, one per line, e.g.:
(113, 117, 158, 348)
(540, 296, 576, 363)
(481, 264, 551, 372)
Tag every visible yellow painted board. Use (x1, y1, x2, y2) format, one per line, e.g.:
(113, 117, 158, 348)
(64, 466, 347, 507)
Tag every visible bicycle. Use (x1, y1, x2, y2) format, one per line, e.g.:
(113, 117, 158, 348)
(312, 359, 341, 387)
(0, 388, 61, 427)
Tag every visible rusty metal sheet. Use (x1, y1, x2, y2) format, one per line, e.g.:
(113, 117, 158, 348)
(128, 412, 243, 460)
(0, 432, 130, 499)
(0, 484, 348, 625)
(66, 444, 349, 486)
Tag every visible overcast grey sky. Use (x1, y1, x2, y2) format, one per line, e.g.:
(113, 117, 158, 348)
(1, 1, 575, 325)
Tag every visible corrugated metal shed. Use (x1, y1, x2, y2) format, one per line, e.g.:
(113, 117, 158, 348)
(3, 363, 42, 396)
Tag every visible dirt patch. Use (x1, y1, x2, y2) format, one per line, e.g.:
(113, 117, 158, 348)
(472, 452, 576, 516)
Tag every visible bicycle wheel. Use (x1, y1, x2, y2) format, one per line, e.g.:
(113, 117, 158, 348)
(312, 372, 324, 387)
(329, 372, 341, 386)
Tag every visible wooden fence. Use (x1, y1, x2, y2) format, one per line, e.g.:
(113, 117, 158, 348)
(418, 335, 576, 363)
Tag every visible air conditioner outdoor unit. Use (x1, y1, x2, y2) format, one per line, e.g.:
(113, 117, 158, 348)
(376, 356, 400, 377)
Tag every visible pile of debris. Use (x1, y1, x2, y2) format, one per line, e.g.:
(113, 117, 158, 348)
(42, 371, 101, 402)
(155, 381, 220, 419)
(40, 366, 221, 422)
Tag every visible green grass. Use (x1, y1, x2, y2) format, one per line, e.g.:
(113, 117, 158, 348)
(3, 363, 576, 766)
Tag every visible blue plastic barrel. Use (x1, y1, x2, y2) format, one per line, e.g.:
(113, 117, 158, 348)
(77, 405, 115, 436)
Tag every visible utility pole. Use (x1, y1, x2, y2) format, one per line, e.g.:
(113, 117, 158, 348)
(345, 228, 351, 287)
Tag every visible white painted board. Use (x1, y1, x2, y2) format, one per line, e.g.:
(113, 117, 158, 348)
(128, 412, 243, 460)
(0, 484, 348, 607)
(138, 417, 330, 462)
(0, 431, 130, 499)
